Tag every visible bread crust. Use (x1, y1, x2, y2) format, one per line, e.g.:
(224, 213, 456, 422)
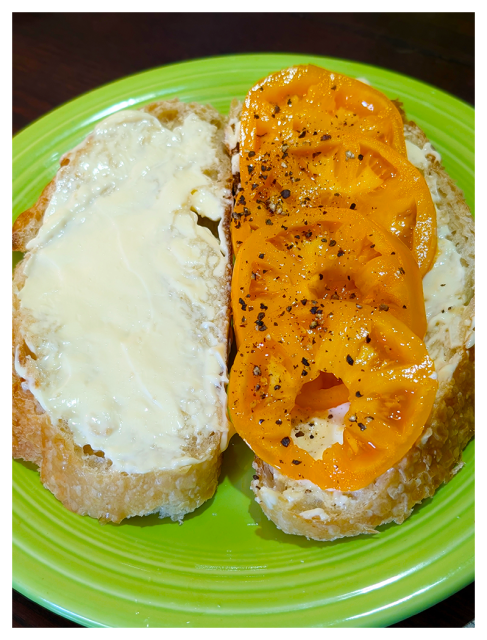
(227, 101, 475, 540)
(12, 99, 232, 523)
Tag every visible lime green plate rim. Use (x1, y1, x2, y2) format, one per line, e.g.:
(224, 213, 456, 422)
(12, 53, 474, 628)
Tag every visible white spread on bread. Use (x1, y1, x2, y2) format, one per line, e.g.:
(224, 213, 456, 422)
(15, 109, 231, 474)
(299, 508, 330, 522)
(406, 140, 474, 369)
(258, 470, 356, 511)
(405, 139, 442, 171)
(465, 317, 475, 349)
(291, 403, 349, 460)
(422, 225, 467, 343)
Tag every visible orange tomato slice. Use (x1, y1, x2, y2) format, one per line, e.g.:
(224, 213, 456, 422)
(228, 301, 438, 492)
(240, 64, 407, 158)
(232, 133, 436, 276)
(232, 208, 427, 346)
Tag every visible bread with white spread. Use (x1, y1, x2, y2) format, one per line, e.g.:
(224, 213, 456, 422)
(12, 99, 233, 524)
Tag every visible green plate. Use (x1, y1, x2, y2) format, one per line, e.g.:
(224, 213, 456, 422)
(12, 54, 474, 628)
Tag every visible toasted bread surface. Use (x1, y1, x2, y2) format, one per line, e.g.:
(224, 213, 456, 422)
(13, 99, 233, 523)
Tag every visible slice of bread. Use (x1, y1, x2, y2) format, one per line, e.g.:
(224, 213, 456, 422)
(12, 99, 233, 524)
(226, 101, 475, 541)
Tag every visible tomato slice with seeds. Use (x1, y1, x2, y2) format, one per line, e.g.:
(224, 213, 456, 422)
(232, 208, 427, 346)
(232, 133, 437, 276)
(228, 301, 437, 492)
(240, 64, 407, 158)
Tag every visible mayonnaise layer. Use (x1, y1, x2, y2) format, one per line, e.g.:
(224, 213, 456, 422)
(16, 109, 231, 474)
(291, 403, 349, 460)
(422, 225, 466, 334)
(405, 139, 473, 381)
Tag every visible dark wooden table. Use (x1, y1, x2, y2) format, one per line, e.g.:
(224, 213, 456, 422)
(12, 12, 474, 628)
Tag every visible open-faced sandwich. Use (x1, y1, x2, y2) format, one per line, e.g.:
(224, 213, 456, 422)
(225, 65, 474, 540)
(12, 65, 474, 539)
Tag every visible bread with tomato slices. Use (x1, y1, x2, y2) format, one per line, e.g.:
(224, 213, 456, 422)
(226, 93, 475, 540)
(12, 99, 233, 523)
